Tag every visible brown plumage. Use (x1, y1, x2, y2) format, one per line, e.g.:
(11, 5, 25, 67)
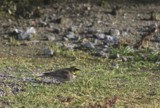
(41, 66, 80, 82)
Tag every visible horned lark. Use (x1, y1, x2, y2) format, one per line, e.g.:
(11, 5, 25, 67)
(40, 66, 80, 82)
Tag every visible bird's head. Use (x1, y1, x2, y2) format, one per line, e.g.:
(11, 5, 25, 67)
(71, 66, 80, 71)
(58, 66, 80, 81)
(68, 66, 80, 78)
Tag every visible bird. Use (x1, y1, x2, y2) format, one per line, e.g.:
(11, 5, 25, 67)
(40, 66, 80, 83)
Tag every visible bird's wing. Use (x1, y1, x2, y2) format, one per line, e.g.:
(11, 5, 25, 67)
(42, 69, 69, 77)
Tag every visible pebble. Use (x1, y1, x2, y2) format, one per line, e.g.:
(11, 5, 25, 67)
(46, 35, 55, 41)
(105, 35, 119, 45)
(18, 27, 36, 40)
(39, 20, 48, 27)
(155, 62, 160, 65)
(109, 53, 120, 59)
(121, 31, 128, 36)
(109, 28, 120, 36)
(83, 42, 95, 49)
(66, 32, 76, 39)
(121, 56, 128, 62)
(69, 26, 78, 32)
(44, 47, 54, 57)
(95, 33, 106, 39)
(0, 89, 5, 96)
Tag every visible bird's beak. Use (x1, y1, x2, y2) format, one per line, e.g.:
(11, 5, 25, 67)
(75, 68, 80, 71)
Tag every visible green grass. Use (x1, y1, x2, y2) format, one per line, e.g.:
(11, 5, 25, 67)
(0, 48, 160, 107)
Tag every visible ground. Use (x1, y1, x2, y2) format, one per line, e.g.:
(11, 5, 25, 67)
(0, 2, 160, 108)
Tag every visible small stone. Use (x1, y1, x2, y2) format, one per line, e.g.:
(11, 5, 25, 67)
(109, 28, 120, 36)
(66, 32, 76, 39)
(44, 47, 54, 57)
(39, 20, 48, 27)
(121, 56, 128, 62)
(69, 26, 78, 32)
(0, 89, 5, 96)
(109, 53, 120, 59)
(18, 27, 36, 40)
(83, 42, 95, 49)
(95, 51, 108, 58)
(88, 27, 98, 34)
(46, 35, 55, 41)
(121, 31, 128, 36)
(95, 33, 106, 39)
(63, 37, 69, 41)
(155, 62, 160, 65)
(105, 35, 119, 45)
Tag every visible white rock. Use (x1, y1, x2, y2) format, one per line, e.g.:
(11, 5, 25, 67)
(18, 27, 36, 40)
